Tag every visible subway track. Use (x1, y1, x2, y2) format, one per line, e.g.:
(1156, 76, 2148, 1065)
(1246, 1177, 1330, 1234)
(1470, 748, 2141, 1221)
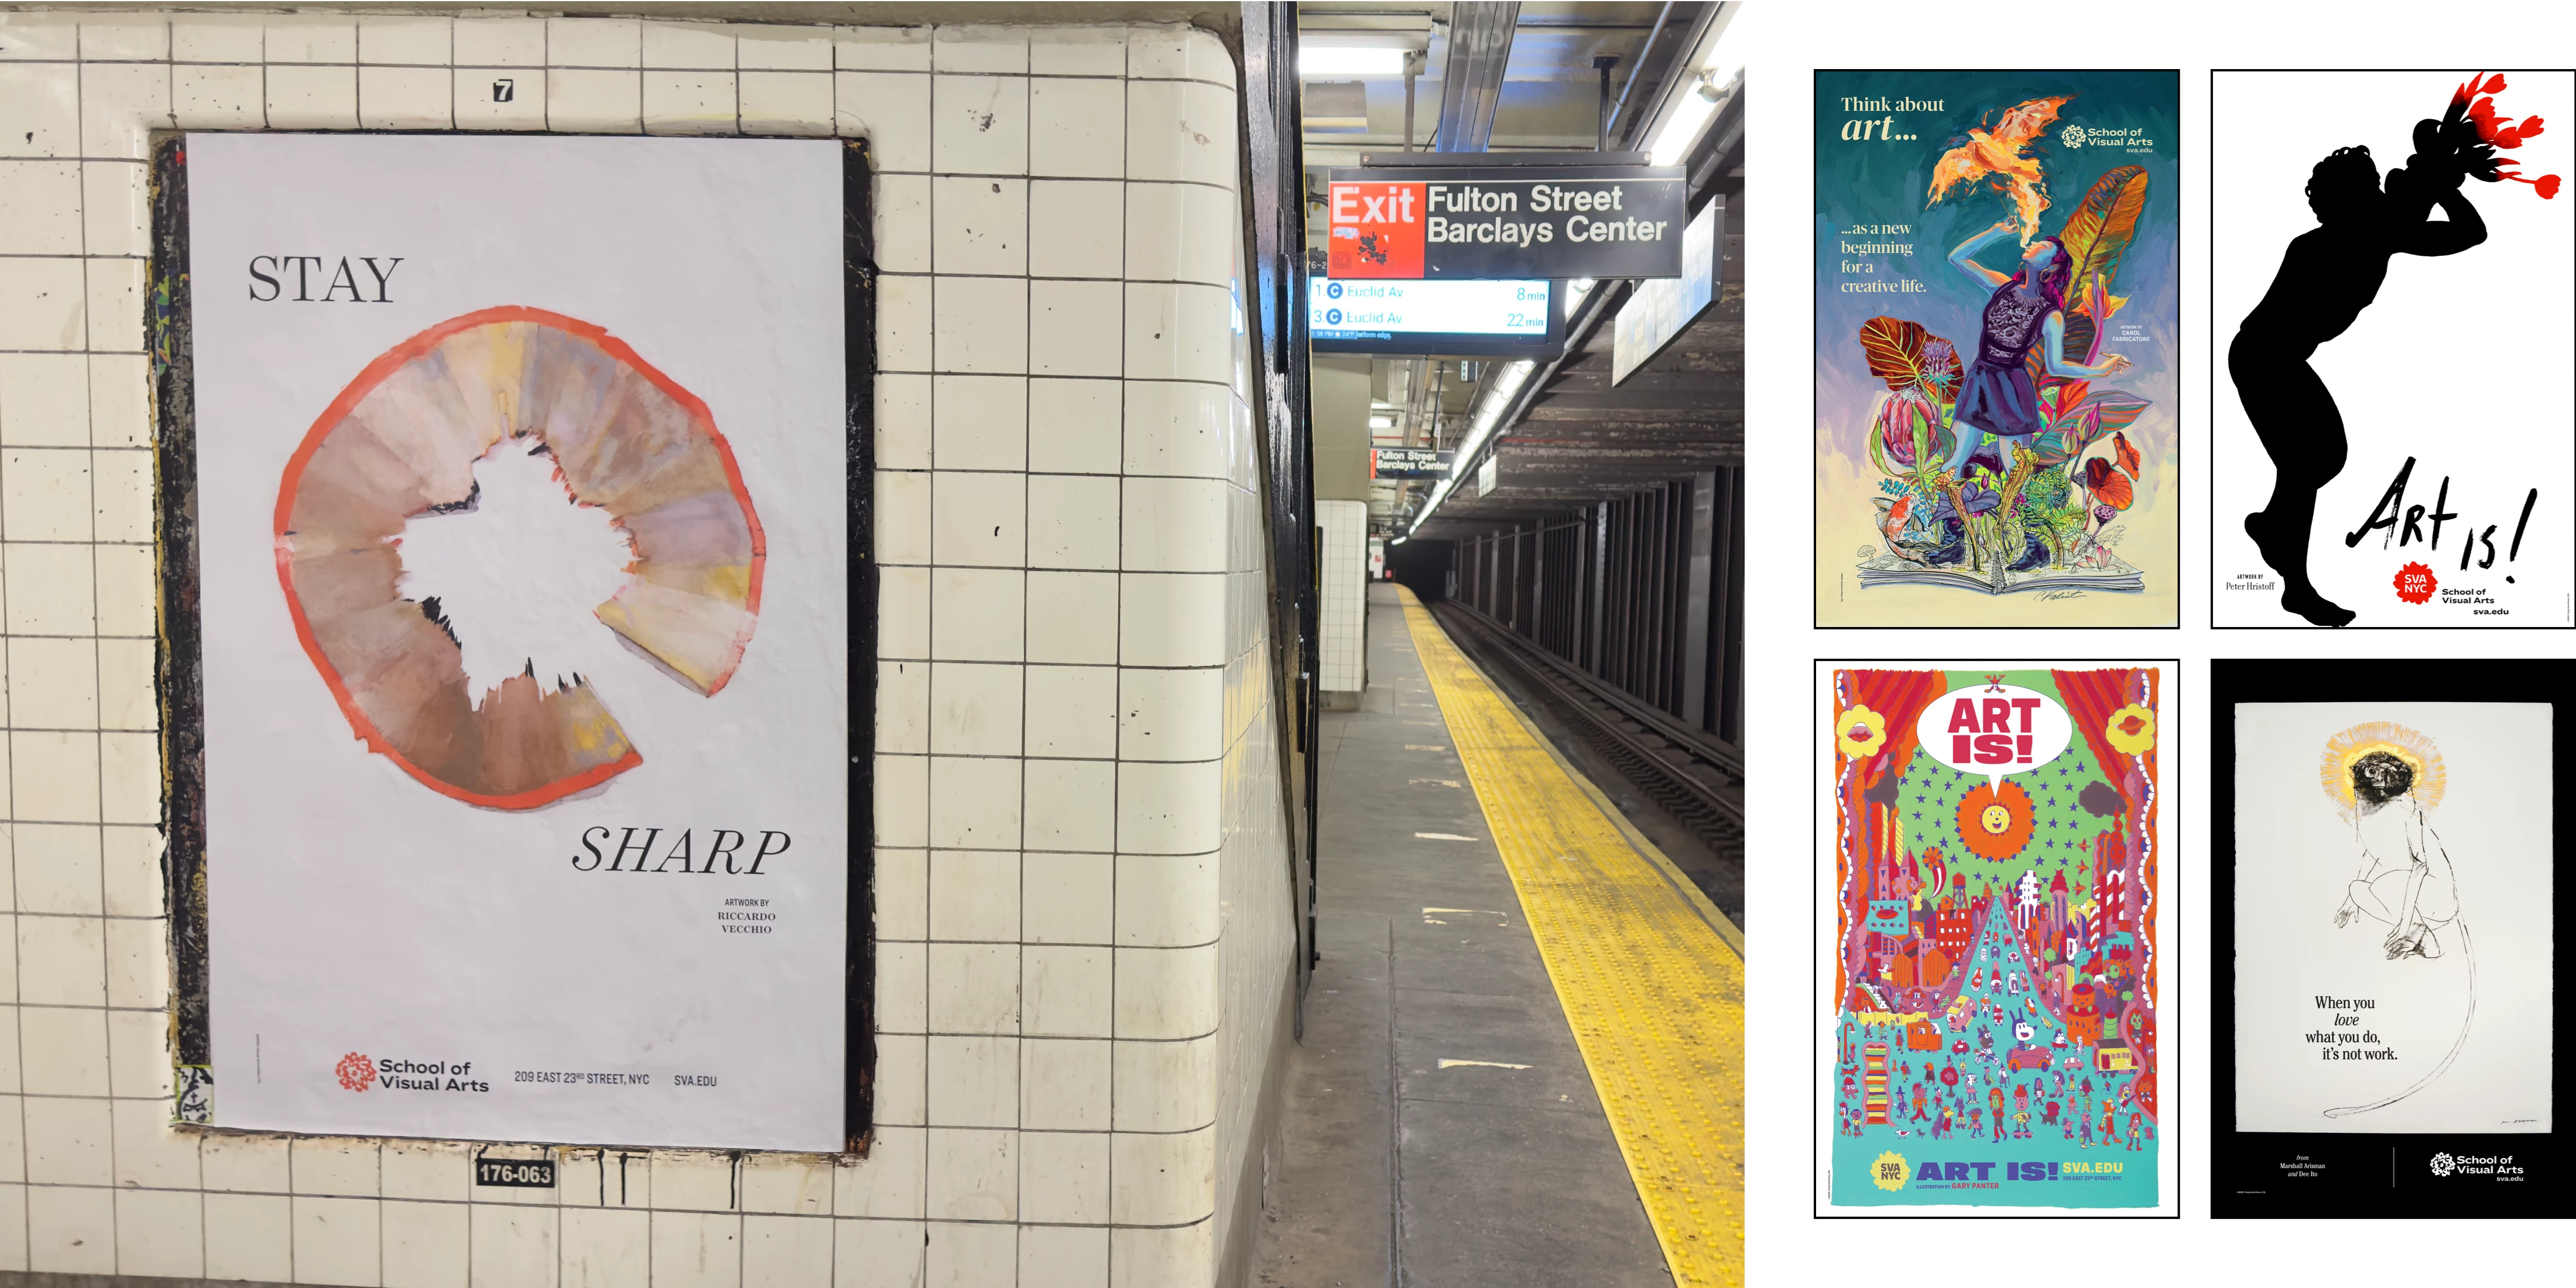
(1431, 601, 1745, 869)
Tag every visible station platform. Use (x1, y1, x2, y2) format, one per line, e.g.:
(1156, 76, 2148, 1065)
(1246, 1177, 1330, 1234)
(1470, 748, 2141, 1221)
(1251, 585, 1745, 1287)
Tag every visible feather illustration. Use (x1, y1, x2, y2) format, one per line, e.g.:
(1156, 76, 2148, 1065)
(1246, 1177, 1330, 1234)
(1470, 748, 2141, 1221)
(2056, 166, 2150, 317)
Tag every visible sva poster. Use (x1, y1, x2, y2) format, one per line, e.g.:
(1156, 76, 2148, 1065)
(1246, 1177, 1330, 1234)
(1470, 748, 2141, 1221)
(2211, 71, 2572, 628)
(2232, 701, 2551, 1135)
(180, 134, 852, 1150)
(1823, 666, 2171, 1212)
(1815, 71, 2180, 626)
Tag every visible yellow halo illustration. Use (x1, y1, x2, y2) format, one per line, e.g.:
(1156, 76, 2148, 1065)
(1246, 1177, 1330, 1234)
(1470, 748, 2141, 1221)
(2319, 721, 2445, 813)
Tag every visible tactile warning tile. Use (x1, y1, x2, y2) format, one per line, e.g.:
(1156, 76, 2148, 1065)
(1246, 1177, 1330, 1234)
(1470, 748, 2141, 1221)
(1402, 590, 1745, 1287)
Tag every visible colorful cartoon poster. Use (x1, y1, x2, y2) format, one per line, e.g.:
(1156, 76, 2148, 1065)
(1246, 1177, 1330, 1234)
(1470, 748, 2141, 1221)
(1815, 71, 2180, 626)
(177, 134, 853, 1150)
(2212, 71, 2572, 628)
(1822, 666, 2170, 1212)
(2232, 701, 2551, 1135)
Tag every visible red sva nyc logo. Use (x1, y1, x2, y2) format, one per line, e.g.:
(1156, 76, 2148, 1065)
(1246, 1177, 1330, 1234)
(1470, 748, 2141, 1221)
(335, 1051, 377, 1092)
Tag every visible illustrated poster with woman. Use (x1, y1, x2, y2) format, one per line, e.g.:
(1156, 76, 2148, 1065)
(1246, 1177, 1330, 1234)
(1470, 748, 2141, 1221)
(1815, 71, 2179, 626)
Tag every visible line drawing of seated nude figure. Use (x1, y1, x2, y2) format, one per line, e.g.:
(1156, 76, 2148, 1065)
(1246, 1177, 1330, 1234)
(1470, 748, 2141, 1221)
(2334, 751, 2458, 958)
(2318, 722, 2475, 1118)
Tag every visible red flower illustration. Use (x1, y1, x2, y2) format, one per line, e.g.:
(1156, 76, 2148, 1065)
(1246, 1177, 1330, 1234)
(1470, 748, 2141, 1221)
(2452, 72, 2560, 198)
(2393, 561, 2437, 605)
(336, 1051, 376, 1092)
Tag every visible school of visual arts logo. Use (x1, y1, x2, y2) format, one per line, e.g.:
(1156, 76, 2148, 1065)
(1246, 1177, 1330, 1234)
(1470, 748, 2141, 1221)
(335, 1051, 377, 1092)
(2429, 1151, 2458, 1177)
(2060, 124, 2088, 148)
(2394, 560, 2437, 605)
(1871, 1150, 1909, 1191)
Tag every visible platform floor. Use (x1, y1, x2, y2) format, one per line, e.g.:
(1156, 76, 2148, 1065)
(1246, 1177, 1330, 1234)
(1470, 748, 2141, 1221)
(1251, 585, 1743, 1287)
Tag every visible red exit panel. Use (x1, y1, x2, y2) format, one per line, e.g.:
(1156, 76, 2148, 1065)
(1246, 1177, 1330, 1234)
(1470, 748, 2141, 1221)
(1327, 181, 1426, 278)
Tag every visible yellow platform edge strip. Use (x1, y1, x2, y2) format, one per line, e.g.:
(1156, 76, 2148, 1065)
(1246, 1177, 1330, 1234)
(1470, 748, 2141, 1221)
(1400, 590, 1745, 1287)
(1496, 693, 1747, 961)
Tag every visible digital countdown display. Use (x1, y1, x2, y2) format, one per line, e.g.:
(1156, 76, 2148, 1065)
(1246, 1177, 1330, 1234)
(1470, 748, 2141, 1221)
(1309, 276, 1561, 357)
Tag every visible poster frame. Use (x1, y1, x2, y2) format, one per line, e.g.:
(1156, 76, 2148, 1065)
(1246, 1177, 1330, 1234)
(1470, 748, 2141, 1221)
(147, 130, 878, 1153)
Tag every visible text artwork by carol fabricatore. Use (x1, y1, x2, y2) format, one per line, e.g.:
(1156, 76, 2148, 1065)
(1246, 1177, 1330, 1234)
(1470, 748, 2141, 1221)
(1827, 667, 2164, 1210)
(180, 134, 850, 1150)
(1815, 71, 2180, 626)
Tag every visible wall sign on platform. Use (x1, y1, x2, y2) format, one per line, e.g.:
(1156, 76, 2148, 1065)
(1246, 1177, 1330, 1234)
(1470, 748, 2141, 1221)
(1371, 447, 1454, 479)
(1327, 165, 1688, 280)
(1614, 197, 1725, 384)
(157, 133, 864, 1153)
(475, 1157, 558, 1188)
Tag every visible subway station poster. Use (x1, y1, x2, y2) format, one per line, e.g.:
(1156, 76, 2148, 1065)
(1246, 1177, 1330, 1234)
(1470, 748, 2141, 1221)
(2210, 71, 2572, 628)
(1815, 71, 2180, 626)
(178, 135, 851, 1150)
(2232, 701, 2551, 1134)
(1823, 666, 2170, 1212)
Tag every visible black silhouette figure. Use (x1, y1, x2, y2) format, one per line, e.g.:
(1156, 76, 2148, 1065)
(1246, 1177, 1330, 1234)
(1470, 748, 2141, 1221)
(2232, 108, 2492, 626)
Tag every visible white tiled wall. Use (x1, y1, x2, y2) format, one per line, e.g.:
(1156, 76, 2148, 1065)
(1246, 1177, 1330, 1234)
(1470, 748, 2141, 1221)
(0, 11, 1294, 1284)
(1316, 501, 1368, 696)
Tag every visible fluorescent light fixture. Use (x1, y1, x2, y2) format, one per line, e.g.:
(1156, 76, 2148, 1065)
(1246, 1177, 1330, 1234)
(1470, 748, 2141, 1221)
(1452, 359, 1534, 466)
(1648, 59, 1742, 167)
(1409, 358, 1536, 532)
(1301, 46, 1406, 76)
(1564, 276, 1597, 318)
(1369, 414, 1396, 430)
(1649, 83, 1717, 166)
(1710, 2, 1752, 94)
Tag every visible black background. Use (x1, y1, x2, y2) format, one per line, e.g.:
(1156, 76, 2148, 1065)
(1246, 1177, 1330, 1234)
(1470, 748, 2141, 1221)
(2184, 664, 2565, 1205)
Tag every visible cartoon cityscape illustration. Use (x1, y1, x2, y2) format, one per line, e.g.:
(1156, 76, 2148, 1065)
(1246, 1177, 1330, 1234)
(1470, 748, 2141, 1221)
(1831, 669, 2160, 1204)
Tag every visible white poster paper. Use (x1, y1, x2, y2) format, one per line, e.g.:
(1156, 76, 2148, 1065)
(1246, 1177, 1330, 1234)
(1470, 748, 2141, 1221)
(187, 133, 849, 1150)
(2234, 702, 2552, 1134)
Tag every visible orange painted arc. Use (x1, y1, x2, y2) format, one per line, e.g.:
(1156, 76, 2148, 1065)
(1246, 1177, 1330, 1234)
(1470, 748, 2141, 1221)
(271, 304, 767, 810)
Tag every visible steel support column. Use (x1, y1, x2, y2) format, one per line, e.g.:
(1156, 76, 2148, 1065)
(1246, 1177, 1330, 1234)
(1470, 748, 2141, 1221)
(1680, 470, 1715, 728)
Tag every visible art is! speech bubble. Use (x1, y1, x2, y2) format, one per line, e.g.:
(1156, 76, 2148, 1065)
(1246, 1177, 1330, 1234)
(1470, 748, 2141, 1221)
(1912, 683, 2071, 792)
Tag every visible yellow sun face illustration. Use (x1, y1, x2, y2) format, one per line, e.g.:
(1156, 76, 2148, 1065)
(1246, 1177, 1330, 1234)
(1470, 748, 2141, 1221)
(1955, 781, 2035, 860)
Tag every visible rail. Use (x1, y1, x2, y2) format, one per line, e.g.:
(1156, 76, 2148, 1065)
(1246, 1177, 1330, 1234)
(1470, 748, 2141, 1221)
(1434, 600, 1743, 862)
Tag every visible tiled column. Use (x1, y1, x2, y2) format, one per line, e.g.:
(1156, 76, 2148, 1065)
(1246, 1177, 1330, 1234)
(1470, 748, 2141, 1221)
(0, 13, 1291, 1285)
